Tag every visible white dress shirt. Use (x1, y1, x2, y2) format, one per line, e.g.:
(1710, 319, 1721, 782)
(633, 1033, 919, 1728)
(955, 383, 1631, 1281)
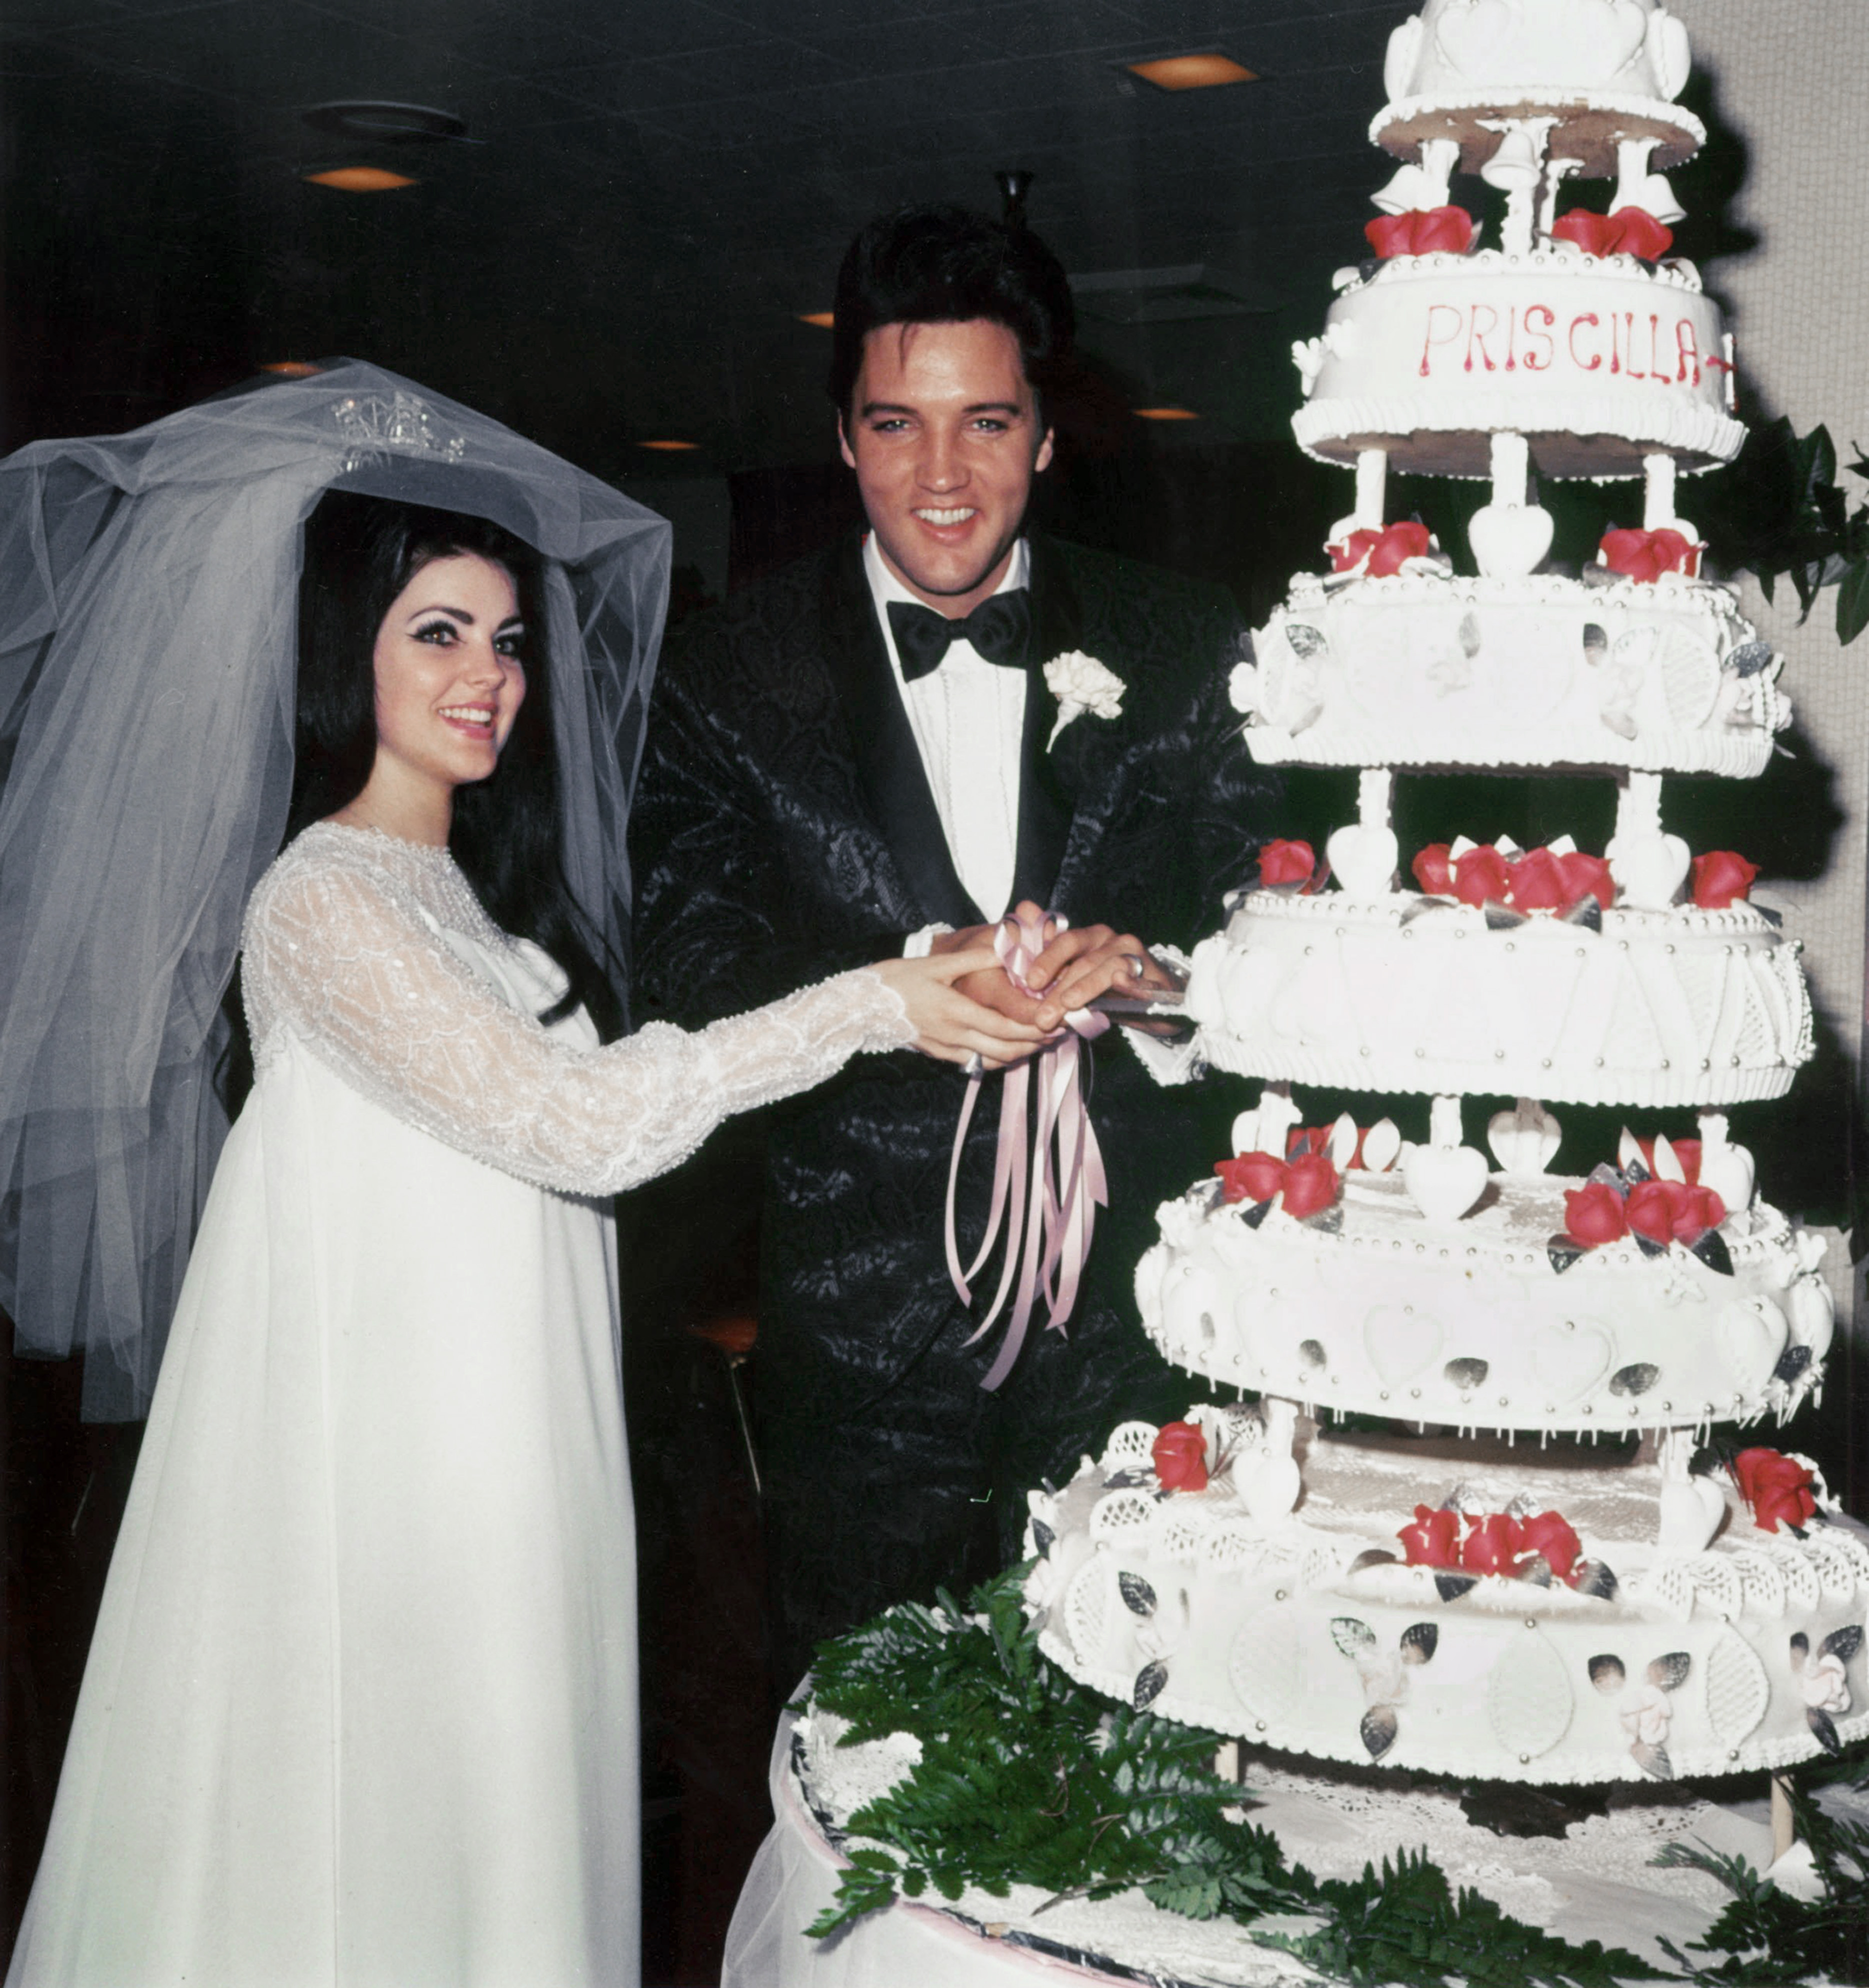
(864, 533, 1029, 928)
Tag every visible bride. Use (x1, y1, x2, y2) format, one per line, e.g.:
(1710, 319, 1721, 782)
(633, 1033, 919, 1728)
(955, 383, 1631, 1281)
(0, 366, 1042, 1987)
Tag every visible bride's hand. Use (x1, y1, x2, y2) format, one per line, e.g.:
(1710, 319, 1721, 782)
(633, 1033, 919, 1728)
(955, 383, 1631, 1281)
(871, 947, 1055, 1069)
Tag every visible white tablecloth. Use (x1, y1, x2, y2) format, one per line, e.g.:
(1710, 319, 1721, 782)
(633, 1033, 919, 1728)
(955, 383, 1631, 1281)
(722, 1705, 1810, 1988)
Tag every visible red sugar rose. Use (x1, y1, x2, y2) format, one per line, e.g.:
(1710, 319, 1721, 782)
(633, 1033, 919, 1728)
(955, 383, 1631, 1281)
(1365, 206, 1475, 258)
(1732, 1448, 1817, 1533)
(1506, 846, 1569, 911)
(1397, 1504, 1462, 1568)
(1552, 207, 1674, 259)
(1259, 838, 1316, 887)
(1330, 520, 1434, 578)
(1152, 1421, 1210, 1494)
(1692, 851, 1758, 909)
(1412, 843, 1455, 894)
(1280, 1153, 1341, 1220)
(1564, 1181, 1630, 1248)
(1626, 1177, 1726, 1248)
(1556, 851, 1616, 910)
(1451, 844, 1511, 908)
(1600, 526, 1700, 583)
(1516, 1510, 1583, 1584)
(1460, 1512, 1524, 1577)
(1216, 1151, 1288, 1205)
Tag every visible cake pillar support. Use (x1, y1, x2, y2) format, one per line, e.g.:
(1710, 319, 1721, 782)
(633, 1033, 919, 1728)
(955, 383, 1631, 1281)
(1643, 452, 1677, 531)
(1770, 1774, 1796, 1863)
(1353, 449, 1388, 530)
(1490, 430, 1530, 510)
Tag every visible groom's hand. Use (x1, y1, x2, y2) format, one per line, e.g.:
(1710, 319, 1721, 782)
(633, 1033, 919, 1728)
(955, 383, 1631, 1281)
(1021, 914, 1178, 1033)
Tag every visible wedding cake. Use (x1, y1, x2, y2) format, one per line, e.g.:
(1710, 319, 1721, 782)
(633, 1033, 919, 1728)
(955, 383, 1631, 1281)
(1024, 0, 1867, 1791)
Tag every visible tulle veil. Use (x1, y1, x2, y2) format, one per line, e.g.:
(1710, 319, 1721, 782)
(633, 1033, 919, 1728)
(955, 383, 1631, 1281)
(0, 360, 671, 1416)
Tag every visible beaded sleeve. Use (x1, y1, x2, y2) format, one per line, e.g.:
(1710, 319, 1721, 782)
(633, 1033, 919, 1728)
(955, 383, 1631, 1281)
(240, 827, 914, 1197)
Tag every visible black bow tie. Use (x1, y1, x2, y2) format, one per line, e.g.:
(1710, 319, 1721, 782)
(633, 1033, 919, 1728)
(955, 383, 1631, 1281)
(887, 591, 1031, 682)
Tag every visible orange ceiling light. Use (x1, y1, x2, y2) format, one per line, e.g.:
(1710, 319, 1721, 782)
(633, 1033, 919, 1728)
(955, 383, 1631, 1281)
(1134, 406, 1202, 421)
(260, 361, 322, 377)
(304, 166, 418, 191)
(798, 311, 836, 328)
(638, 439, 700, 452)
(1126, 53, 1256, 90)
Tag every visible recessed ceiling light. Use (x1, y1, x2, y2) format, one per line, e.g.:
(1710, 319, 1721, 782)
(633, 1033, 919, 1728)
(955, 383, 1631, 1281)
(305, 167, 417, 192)
(638, 439, 700, 452)
(1126, 53, 1257, 91)
(798, 311, 836, 329)
(1134, 406, 1202, 421)
(260, 361, 322, 376)
(302, 101, 466, 143)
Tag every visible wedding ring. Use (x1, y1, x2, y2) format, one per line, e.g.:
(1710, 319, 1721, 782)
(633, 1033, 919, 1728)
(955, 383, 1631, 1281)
(964, 1052, 986, 1078)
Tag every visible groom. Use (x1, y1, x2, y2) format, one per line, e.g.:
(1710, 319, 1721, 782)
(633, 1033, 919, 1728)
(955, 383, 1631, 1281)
(630, 204, 1280, 1689)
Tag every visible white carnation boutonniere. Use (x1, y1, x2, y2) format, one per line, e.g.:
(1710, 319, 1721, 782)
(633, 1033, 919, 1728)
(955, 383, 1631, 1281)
(1044, 650, 1125, 750)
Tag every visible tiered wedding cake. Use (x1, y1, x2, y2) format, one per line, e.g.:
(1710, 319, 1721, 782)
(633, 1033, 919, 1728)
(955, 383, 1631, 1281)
(1024, 0, 1867, 1790)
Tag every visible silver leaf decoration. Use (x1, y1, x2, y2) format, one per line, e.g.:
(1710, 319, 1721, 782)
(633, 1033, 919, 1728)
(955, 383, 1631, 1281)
(1330, 1616, 1378, 1659)
(1134, 1660, 1170, 1711)
(1648, 1651, 1692, 1693)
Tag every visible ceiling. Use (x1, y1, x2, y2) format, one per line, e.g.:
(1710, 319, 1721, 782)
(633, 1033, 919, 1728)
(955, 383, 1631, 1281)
(0, 0, 1414, 486)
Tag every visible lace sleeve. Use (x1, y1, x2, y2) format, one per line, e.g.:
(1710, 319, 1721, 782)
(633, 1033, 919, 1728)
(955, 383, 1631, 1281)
(241, 858, 914, 1197)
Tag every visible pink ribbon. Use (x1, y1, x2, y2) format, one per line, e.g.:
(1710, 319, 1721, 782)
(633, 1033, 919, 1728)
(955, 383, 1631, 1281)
(944, 909, 1110, 1390)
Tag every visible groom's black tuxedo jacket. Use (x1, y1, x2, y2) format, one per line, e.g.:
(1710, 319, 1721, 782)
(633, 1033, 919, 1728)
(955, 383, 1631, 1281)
(630, 531, 1280, 1629)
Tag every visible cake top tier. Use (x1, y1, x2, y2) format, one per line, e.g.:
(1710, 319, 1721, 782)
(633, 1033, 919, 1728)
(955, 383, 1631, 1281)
(1374, 0, 1703, 177)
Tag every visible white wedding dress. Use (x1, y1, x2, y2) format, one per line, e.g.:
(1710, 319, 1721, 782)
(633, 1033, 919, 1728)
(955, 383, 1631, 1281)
(6, 822, 912, 1988)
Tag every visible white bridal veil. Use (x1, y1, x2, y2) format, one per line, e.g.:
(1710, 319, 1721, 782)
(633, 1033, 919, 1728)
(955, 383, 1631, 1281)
(0, 360, 672, 1417)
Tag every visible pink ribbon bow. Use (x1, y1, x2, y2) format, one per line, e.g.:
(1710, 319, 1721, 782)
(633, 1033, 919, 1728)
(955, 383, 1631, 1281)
(944, 908, 1110, 1390)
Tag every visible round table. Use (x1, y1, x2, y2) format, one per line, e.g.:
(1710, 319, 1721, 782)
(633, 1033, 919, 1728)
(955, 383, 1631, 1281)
(721, 1704, 1806, 1988)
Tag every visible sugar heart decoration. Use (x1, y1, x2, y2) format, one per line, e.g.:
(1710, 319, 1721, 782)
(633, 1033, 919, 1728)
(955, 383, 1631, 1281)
(1468, 502, 1554, 578)
(1162, 1260, 1230, 1358)
(1403, 1141, 1490, 1224)
(1364, 1303, 1444, 1385)
(1530, 1319, 1614, 1404)
(1326, 820, 1399, 898)
(1608, 829, 1690, 909)
(1241, 1290, 1309, 1381)
(1656, 1473, 1727, 1558)
(1720, 1297, 1786, 1393)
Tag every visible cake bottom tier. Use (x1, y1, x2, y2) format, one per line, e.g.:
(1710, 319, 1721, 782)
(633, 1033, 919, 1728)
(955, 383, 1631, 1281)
(1025, 1420, 1869, 1786)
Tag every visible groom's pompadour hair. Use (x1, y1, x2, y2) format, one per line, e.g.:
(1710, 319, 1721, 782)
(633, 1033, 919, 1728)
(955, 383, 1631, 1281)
(828, 203, 1076, 422)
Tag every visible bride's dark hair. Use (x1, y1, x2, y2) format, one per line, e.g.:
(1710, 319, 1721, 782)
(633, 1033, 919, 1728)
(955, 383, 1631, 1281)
(288, 490, 626, 1043)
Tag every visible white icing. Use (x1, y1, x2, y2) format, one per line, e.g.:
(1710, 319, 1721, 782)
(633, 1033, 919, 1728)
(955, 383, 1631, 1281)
(1294, 253, 1740, 477)
(1028, 1424, 1869, 1784)
(1242, 568, 1786, 776)
(1384, 0, 1690, 103)
(1185, 891, 1812, 1108)
(1138, 1168, 1830, 1432)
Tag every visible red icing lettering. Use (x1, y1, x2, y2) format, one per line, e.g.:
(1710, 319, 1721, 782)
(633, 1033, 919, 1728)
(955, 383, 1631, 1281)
(1648, 313, 1663, 380)
(1568, 312, 1602, 371)
(1465, 304, 1501, 372)
(1504, 304, 1518, 371)
(1676, 319, 1702, 385)
(1522, 305, 1555, 371)
(1420, 303, 1464, 376)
